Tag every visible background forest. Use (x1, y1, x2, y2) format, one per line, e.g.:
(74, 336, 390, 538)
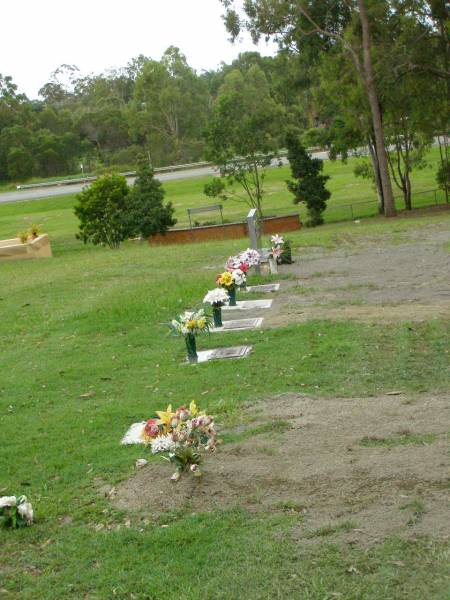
(0, 1, 448, 212)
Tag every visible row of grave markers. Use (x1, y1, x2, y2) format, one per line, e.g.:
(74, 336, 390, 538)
(190, 209, 280, 363)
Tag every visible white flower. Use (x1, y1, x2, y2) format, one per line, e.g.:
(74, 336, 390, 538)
(239, 248, 260, 267)
(0, 496, 17, 509)
(203, 288, 229, 306)
(150, 434, 179, 455)
(271, 234, 284, 246)
(225, 256, 241, 270)
(231, 269, 246, 286)
(17, 500, 34, 524)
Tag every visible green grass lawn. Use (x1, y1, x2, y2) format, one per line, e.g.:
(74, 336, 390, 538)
(0, 148, 445, 244)
(1, 203, 450, 598)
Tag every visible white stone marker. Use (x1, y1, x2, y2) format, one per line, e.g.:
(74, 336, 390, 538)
(245, 283, 280, 293)
(212, 317, 263, 332)
(223, 299, 273, 311)
(195, 345, 253, 363)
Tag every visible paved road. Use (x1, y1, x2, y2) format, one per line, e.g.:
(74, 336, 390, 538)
(0, 152, 329, 205)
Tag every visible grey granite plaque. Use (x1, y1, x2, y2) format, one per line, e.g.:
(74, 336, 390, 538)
(210, 345, 252, 359)
(221, 318, 263, 331)
(194, 346, 253, 363)
(223, 299, 273, 311)
(246, 283, 280, 293)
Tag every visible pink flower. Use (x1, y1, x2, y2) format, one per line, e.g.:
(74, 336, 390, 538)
(143, 419, 160, 438)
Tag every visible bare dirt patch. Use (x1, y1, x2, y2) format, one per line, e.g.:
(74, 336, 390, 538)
(262, 222, 450, 325)
(112, 392, 450, 546)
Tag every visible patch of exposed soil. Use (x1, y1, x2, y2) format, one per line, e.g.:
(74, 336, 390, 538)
(112, 393, 450, 547)
(261, 223, 450, 325)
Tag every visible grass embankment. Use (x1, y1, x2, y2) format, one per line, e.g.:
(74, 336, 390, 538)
(0, 148, 445, 241)
(1, 198, 449, 598)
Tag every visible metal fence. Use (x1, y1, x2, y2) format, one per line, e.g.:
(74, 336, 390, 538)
(324, 187, 449, 223)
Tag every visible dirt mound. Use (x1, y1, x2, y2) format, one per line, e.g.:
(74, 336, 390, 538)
(260, 223, 450, 325)
(112, 393, 450, 546)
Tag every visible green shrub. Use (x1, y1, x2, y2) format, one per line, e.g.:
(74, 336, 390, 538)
(74, 173, 131, 248)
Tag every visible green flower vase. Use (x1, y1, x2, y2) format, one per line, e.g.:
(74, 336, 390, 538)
(212, 305, 223, 327)
(185, 333, 198, 363)
(228, 286, 237, 306)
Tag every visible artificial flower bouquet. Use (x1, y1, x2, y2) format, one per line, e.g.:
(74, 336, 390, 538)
(270, 234, 293, 264)
(141, 401, 217, 481)
(203, 288, 229, 327)
(216, 270, 244, 306)
(170, 309, 211, 362)
(225, 256, 249, 290)
(0, 495, 34, 528)
(240, 248, 261, 267)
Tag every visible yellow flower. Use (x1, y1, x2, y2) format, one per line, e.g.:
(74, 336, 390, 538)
(187, 319, 197, 329)
(197, 318, 206, 329)
(189, 400, 198, 416)
(156, 404, 176, 431)
(219, 272, 233, 287)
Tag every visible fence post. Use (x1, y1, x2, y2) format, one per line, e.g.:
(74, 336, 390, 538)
(350, 204, 354, 220)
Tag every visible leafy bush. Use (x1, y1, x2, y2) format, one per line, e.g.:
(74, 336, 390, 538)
(286, 131, 331, 227)
(436, 159, 449, 194)
(74, 174, 131, 248)
(127, 161, 176, 238)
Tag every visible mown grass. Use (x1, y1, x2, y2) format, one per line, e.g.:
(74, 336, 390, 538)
(0, 148, 445, 241)
(0, 199, 449, 598)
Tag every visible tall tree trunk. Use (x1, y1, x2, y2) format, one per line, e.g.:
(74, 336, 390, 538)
(358, 0, 396, 217)
(367, 135, 384, 213)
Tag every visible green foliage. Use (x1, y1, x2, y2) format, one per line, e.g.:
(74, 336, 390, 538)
(436, 159, 449, 193)
(205, 64, 284, 217)
(280, 239, 293, 264)
(127, 161, 176, 238)
(74, 173, 131, 248)
(286, 131, 331, 226)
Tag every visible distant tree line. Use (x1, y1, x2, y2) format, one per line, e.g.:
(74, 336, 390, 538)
(0, 1, 448, 219)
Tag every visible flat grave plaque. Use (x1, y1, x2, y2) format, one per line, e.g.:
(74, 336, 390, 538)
(210, 345, 252, 359)
(223, 299, 273, 311)
(221, 317, 262, 331)
(195, 345, 253, 363)
(246, 283, 280, 293)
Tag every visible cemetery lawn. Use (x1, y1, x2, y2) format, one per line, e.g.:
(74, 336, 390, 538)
(1, 206, 449, 598)
(0, 147, 444, 240)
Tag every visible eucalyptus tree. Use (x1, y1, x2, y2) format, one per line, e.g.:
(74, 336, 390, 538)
(204, 64, 284, 218)
(130, 47, 210, 166)
(221, 0, 398, 216)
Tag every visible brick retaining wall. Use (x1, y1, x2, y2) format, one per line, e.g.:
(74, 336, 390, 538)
(149, 214, 301, 246)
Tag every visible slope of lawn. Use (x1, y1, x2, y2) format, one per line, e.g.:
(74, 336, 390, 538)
(1, 203, 449, 598)
(0, 148, 445, 245)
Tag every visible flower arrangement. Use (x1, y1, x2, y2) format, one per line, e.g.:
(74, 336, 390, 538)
(270, 234, 293, 264)
(203, 288, 229, 307)
(0, 495, 34, 528)
(17, 224, 41, 244)
(239, 248, 261, 268)
(225, 255, 242, 271)
(231, 268, 246, 287)
(170, 309, 211, 362)
(141, 401, 217, 481)
(216, 271, 238, 305)
(203, 288, 229, 327)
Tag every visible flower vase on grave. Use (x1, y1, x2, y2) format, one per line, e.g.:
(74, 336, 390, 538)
(268, 258, 278, 274)
(228, 286, 237, 306)
(212, 305, 223, 328)
(185, 333, 198, 363)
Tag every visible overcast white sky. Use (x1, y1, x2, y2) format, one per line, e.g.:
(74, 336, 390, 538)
(2, 0, 276, 99)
